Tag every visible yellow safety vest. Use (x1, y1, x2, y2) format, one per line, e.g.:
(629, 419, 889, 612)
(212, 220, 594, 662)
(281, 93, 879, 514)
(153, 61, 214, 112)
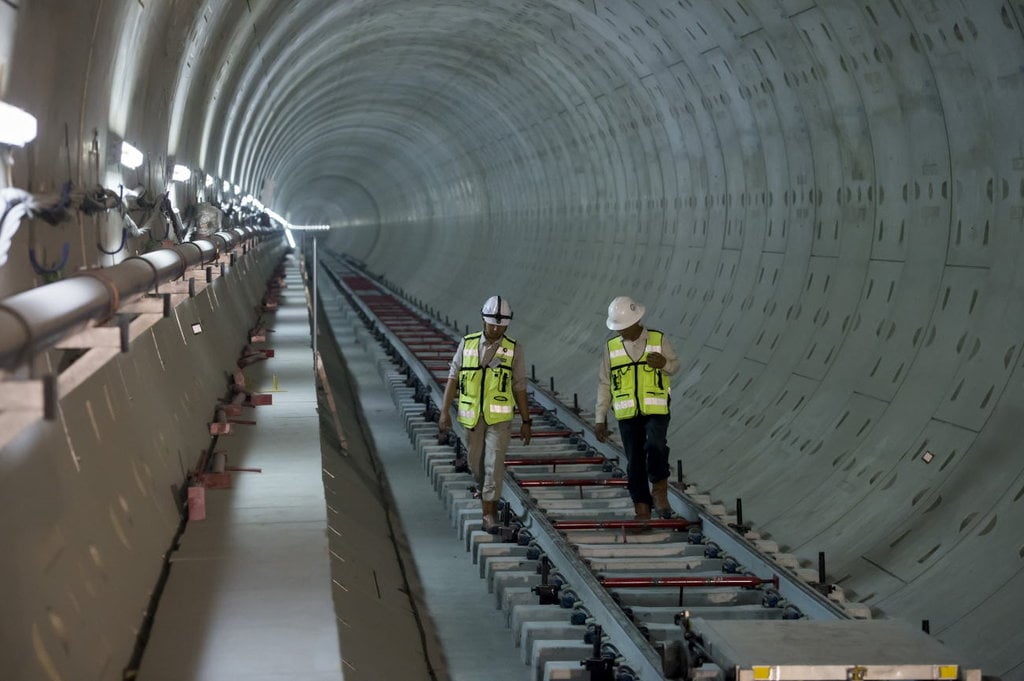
(457, 333, 517, 427)
(608, 329, 670, 420)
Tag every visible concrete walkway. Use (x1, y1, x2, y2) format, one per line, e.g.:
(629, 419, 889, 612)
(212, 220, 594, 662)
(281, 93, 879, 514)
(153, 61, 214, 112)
(139, 256, 342, 681)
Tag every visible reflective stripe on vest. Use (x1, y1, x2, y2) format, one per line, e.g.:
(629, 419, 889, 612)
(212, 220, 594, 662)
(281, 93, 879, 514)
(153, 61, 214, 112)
(607, 329, 670, 420)
(613, 398, 636, 412)
(457, 332, 517, 427)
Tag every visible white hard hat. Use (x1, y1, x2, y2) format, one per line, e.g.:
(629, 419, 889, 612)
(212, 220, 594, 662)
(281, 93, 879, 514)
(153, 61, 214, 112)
(606, 296, 645, 330)
(481, 295, 513, 326)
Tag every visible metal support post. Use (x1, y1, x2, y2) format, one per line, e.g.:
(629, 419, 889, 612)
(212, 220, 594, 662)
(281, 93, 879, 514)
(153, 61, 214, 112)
(119, 315, 130, 353)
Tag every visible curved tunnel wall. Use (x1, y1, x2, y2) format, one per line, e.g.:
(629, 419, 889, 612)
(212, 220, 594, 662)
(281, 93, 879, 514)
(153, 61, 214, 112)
(325, 5, 1024, 671)
(2, 1, 1022, 676)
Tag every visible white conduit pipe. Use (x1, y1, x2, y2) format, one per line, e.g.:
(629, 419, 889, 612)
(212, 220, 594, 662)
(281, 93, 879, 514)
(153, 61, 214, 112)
(0, 226, 282, 369)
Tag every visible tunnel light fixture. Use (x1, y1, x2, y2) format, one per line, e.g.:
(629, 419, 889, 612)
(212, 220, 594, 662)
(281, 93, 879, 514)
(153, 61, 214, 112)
(289, 224, 331, 231)
(284, 228, 296, 249)
(205, 174, 214, 188)
(0, 101, 38, 147)
(120, 141, 144, 169)
(172, 164, 192, 182)
(222, 180, 231, 193)
(233, 183, 241, 194)
(265, 208, 288, 226)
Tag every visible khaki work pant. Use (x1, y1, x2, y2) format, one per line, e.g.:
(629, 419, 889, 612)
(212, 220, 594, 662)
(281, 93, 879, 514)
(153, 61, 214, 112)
(466, 420, 512, 501)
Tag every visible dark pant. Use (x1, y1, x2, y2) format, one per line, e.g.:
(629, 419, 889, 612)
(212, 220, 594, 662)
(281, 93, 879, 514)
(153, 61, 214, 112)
(617, 414, 671, 505)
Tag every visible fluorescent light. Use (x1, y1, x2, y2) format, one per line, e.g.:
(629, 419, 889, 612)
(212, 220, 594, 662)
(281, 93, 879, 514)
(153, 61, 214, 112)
(284, 228, 296, 249)
(120, 141, 144, 169)
(222, 180, 230, 192)
(0, 101, 37, 146)
(233, 184, 241, 194)
(265, 208, 288, 226)
(264, 207, 327, 233)
(172, 164, 192, 182)
(205, 174, 214, 187)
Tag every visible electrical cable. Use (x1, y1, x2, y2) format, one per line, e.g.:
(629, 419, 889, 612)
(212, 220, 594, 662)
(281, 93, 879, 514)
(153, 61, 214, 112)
(0, 188, 36, 267)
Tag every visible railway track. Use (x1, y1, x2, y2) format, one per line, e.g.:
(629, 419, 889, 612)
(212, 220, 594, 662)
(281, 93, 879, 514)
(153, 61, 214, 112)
(318, 252, 980, 681)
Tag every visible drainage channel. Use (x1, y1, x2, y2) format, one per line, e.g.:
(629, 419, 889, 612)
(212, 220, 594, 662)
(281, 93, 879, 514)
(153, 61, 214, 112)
(318, 253, 982, 681)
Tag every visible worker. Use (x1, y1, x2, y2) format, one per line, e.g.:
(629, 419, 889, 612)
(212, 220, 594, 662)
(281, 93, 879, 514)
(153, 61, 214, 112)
(439, 296, 532, 530)
(595, 296, 680, 520)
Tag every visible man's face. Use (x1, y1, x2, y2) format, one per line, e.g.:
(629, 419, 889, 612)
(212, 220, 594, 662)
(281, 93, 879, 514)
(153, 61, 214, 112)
(483, 321, 505, 341)
(619, 321, 643, 341)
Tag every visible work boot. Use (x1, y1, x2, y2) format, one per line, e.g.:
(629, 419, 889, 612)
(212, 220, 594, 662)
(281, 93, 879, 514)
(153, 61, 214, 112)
(652, 479, 671, 518)
(628, 502, 652, 534)
(481, 500, 498, 531)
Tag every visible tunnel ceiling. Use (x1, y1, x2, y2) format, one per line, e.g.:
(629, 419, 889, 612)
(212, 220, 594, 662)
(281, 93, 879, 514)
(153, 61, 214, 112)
(188, 0, 636, 225)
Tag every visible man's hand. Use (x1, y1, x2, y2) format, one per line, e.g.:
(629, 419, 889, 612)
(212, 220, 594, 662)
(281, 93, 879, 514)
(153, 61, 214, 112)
(646, 352, 667, 369)
(438, 411, 451, 433)
(520, 421, 532, 445)
(595, 422, 608, 442)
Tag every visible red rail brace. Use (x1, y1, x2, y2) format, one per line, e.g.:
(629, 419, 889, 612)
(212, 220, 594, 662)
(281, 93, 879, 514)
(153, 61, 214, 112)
(600, 575, 778, 589)
(518, 478, 628, 487)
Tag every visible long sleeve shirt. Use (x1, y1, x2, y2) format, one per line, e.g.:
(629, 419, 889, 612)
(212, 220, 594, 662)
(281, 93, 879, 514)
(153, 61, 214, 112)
(595, 327, 680, 424)
(447, 334, 527, 392)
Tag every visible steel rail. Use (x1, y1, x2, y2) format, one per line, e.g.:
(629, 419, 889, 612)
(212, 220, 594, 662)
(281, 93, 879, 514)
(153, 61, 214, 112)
(518, 379, 849, 622)
(319, 252, 984, 681)
(318, 253, 875, 676)
(328, 254, 848, 622)
(320, 255, 669, 679)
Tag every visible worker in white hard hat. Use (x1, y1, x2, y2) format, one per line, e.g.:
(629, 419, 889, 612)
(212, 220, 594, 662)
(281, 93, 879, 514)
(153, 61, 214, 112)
(439, 295, 532, 531)
(595, 296, 680, 520)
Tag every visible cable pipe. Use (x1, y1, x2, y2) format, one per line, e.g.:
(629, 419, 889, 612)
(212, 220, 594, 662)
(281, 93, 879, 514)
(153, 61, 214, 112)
(0, 229, 278, 369)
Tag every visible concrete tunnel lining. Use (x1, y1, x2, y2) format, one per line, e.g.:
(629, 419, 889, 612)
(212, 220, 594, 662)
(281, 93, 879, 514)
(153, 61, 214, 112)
(2, 0, 1024, 677)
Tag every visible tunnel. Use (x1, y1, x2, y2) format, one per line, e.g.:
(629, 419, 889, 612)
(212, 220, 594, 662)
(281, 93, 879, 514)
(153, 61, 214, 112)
(0, 1, 1022, 680)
